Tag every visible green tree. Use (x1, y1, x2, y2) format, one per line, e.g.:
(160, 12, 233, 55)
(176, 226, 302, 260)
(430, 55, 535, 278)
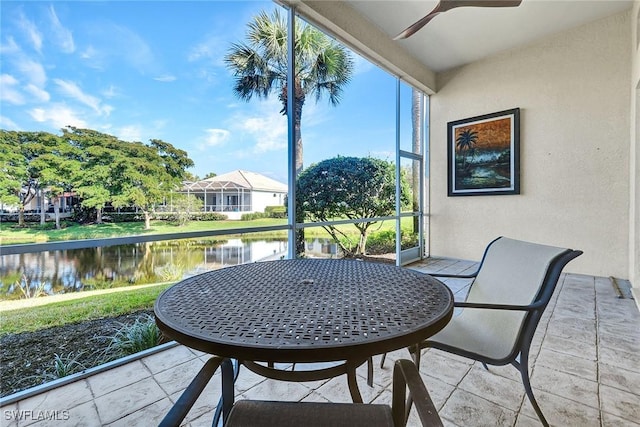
(225, 9, 354, 176)
(0, 130, 65, 226)
(456, 128, 479, 172)
(0, 130, 27, 215)
(30, 134, 81, 229)
(171, 194, 204, 226)
(111, 139, 194, 230)
(63, 127, 126, 224)
(296, 156, 410, 256)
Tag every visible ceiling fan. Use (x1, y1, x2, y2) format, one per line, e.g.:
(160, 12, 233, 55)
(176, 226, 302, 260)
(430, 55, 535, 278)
(394, 0, 523, 40)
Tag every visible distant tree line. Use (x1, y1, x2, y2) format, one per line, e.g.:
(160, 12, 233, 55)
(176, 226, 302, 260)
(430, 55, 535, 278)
(0, 127, 194, 229)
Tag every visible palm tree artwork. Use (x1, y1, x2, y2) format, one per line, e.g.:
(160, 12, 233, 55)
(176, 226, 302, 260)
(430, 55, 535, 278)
(225, 9, 354, 176)
(455, 128, 479, 176)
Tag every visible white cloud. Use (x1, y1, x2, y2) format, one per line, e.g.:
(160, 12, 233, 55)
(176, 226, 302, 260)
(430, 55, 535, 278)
(352, 52, 375, 75)
(53, 79, 112, 116)
(0, 74, 25, 105)
(116, 125, 142, 142)
(29, 104, 87, 129)
(48, 5, 75, 54)
(154, 74, 177, 82)
(16, 58, 46, 88)
(230, 99, 288, 154)
(0, 37, 21, 55)
(17, 12, 42, 53)
(102, 85, 118, 99)
(200, 129, 230, 148)
(25, 83, 50, 103)
(0, 115, 20, 130)
(188, 35, 226, 63)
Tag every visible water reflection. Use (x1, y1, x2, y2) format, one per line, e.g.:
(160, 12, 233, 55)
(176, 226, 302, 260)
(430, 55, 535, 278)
(0, 238, 288, 300)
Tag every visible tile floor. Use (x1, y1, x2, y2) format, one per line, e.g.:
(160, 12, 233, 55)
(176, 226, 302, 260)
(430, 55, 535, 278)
(1, 257, 639, 427)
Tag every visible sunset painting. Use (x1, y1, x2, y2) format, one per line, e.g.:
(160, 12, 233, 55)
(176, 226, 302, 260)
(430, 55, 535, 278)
(447, 108, 520, 196)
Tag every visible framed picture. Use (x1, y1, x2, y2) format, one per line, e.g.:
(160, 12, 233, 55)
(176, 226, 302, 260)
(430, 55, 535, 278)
(447, 108, 520, 196)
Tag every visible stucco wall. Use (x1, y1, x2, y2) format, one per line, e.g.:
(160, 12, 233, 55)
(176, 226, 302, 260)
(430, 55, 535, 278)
(430, 11, 631, 278)
(631, 2, 640, 293)
(252, 191, 285, 213)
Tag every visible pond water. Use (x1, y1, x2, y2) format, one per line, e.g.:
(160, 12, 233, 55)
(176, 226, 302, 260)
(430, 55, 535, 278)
(0, 237, 342, 300)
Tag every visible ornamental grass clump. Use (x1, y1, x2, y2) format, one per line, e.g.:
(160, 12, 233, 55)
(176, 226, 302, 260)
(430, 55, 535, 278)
(106, 314, 163, 358)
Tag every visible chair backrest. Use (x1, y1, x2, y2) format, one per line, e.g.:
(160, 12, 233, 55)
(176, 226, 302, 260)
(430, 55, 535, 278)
(461, 236, 582, 361)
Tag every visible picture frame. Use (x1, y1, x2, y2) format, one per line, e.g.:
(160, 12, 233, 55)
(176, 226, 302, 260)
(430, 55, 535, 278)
(447, 108, 520, 196)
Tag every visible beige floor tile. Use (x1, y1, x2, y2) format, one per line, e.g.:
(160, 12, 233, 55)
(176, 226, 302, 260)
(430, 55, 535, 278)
(233, 366, 265, 393)
(23, 400, 98, 427)
(417, 350, 473, 387)
(87, 360, 151, 397)
(600, 383, 640, 423)
(93, 377, 165, 425)
(599, 346, 640, 373)
(174, 376, 223, 425)
(601, 410, 640, 427)
(598, 320, 640, 340)
(154, 358, 207, 396)
(599, 363, 640, 395)
(300, 391, 331, 403)
(141, 345, 200, 375)
(440, 389, 516, 427)
(439, 419, 463, 427)
(530, 365, 598, 408)
(0, 403, 19, 427)
(457, 365, 525, 411)
(546, 318, 597, 343)
(542, 334, 597, 361)
(241, 378, 312, 402)
(477, 363, 522, 383)
(313, 375, 383, 404)
(513, 413, 540, 427)
(599, 332, 640, 354)
(18, 380, 93, 426)
(104, 398, 173, 427)
(535, 348, 597, 382)
(419, 372, 455, 411)
(519, 388, 600, 427)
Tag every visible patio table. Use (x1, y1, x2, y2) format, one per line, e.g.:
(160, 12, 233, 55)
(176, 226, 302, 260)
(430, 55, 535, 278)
(154, 258, 453, 426)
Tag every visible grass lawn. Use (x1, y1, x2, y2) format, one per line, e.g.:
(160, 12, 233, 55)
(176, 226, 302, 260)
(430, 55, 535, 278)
(0, 283, 173, 336)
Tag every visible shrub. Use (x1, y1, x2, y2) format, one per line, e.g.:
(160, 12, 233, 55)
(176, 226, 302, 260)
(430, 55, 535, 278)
(105, 314, 163, 359)
(47, 352, 87, 379)
(265, 205, 286, 218)
(241, 212, 267, 221)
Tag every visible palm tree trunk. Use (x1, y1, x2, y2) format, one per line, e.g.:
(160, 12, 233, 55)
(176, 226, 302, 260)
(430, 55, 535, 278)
(294, 93, 306, 256)
(411, 89, 422, 234)
(40, 189, 46, 226)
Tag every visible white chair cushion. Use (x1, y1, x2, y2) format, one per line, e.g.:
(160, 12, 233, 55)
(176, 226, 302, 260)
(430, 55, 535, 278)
(428, 237, 567, 360)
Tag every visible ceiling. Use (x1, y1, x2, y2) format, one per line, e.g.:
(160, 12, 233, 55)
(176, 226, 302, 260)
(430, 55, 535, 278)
(345, 0, 632, 73)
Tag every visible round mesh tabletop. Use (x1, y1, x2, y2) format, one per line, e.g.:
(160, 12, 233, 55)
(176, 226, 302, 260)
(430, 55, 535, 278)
(154, 259, 453, 363)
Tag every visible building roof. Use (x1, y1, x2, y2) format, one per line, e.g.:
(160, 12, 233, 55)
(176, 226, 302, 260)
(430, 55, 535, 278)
(184, 170, 287, 192)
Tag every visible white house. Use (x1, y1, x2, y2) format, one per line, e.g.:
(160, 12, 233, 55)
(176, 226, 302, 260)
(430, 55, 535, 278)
(181, 170, 287, 220)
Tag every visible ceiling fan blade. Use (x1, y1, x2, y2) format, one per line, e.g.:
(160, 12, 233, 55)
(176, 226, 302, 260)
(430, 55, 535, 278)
(394, 0, 523, 40)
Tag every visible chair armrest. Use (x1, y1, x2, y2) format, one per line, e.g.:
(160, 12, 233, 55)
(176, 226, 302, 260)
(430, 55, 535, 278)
(428, 271, 477, 279)
(392, 359, 443, 427)
(454, 300, 545, 311)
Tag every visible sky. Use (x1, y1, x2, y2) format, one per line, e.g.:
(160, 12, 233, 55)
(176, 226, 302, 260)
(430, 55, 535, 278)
(0, 1, 418, 184)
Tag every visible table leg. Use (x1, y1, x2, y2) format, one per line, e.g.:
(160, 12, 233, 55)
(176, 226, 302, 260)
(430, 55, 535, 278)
(346, 362, 363, 403)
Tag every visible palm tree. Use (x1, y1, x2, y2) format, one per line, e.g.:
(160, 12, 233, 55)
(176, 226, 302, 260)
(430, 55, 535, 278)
(225, 9, 354, 176)
(455, 128, 479, 172)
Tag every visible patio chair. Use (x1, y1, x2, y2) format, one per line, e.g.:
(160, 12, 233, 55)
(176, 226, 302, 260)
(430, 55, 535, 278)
(226, 359, 443, 427)
(397, 236, 582, 427)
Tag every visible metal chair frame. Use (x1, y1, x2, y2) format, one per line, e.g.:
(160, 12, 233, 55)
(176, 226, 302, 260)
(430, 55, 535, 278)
(411, 237, 582, 427)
